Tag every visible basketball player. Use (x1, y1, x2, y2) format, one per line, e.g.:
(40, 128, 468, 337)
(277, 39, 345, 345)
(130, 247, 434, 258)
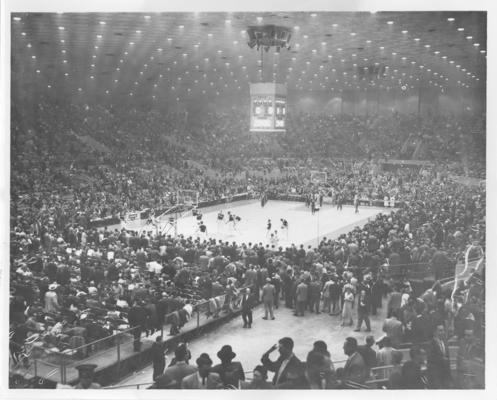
(199, 221, 207, 240)
(227, 211, 236, 231)
(217, 210, 224, 232)
(354, 194, 360, 214)
(266, 219, 272, 238)
(280, 218, 289, 239)
(336, 192, 343, 211)
(271, 230, 279, 247)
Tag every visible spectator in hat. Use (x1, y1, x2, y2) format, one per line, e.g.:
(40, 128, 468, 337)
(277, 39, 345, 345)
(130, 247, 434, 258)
(73, 364, 101, 389)
(181, 353, 222, 389)
(154, 343, 196, 389)
(211, 345, 245, 388)
(240, 365, 272, 390)
(44, 283, 59, 313)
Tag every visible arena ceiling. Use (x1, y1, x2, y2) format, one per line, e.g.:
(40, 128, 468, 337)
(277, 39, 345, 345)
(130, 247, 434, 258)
(11, 12, 486, 104)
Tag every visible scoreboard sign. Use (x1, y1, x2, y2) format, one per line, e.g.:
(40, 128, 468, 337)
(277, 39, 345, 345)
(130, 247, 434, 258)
(249, 82, 287, 132)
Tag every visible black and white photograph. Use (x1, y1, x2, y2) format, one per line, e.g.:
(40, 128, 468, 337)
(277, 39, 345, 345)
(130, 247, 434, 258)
(1, 0, 494, 396)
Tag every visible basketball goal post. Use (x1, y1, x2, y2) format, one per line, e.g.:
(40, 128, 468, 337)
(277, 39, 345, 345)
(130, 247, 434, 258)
(177, 189, 199, 208)
(310, 171, 327, 185)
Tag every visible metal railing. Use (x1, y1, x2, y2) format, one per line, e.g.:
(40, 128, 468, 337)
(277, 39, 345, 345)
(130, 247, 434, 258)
(27, 285, 254, 385)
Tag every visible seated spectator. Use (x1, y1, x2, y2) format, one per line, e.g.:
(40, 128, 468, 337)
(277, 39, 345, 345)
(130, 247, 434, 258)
(337, 337, 368, 386)
(387, 351, 403, 389)
(401, 346, 427, 389)
(357, 335, 377, 372)
(240, 365, 272, 390)
(382, 311, 404, 348)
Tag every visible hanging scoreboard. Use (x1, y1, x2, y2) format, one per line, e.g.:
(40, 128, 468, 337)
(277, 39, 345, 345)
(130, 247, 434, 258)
(249, 82, 287, 132)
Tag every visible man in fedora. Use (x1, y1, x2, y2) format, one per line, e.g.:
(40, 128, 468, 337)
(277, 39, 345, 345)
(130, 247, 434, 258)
(73, 364, 101, 389)
(181, 353, 223, 389)
(211, 345, 245, 388)
(154, 343, 196, 389)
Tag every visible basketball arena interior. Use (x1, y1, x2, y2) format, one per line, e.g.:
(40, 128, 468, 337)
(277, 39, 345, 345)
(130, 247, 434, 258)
(6, 7, 488, 392)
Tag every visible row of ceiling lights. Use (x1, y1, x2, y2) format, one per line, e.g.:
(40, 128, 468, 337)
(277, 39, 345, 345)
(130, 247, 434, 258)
(13, 14, 482, 95)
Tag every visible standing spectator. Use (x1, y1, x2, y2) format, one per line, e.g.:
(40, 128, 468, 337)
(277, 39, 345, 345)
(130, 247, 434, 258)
(294, 279, 308, 317)
(329, 276, 341, 315)
(321, 276, 333, 314)
(261, 337, 305, 389)
(151, 336, 166, 381)
(308, 278, 321, 314)
(262, 278, 275, 320)
(354, 289, 371, 332)
(240, 288, 255, 328)
(128, 301, 147, 351)
(341, 287, 354, 327)
(211, 345, 245, 388)
(427, 324, 452, 389)
(370, 277, 383, 316)
(382, 311, 404, 348)
(387, 286, 402, 318)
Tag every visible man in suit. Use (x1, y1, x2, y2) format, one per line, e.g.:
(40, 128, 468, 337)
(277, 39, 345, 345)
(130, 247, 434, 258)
(262, 278, 275, 320)
(294, 280, 308, 317)
(73, 364, 101, 389)
(261, 337, 305, 389)
(339, 337, 368, 386)
(151, 336, 166, 381)
(154, 343, 197, 389)
(382, 310, 404, 348)
(401, 345, 428, 389)
(354, 289, 371, 332)
(387, 286, 402, 318)
(241, 287, 255, 328)
(308, 278, 321, 314)
(427, 324, 452, 389)
(181, 353, 223, 389)
(357, 335, 377, 372)
(128, 301, 147, 351)
(244, 265, 257, 288)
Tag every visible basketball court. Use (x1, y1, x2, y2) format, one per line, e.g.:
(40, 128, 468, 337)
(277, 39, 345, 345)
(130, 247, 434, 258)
(123, 199, 387, 247)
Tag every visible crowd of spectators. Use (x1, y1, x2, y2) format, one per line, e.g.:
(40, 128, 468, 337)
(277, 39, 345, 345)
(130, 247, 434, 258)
(9, 100, 485, 389)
